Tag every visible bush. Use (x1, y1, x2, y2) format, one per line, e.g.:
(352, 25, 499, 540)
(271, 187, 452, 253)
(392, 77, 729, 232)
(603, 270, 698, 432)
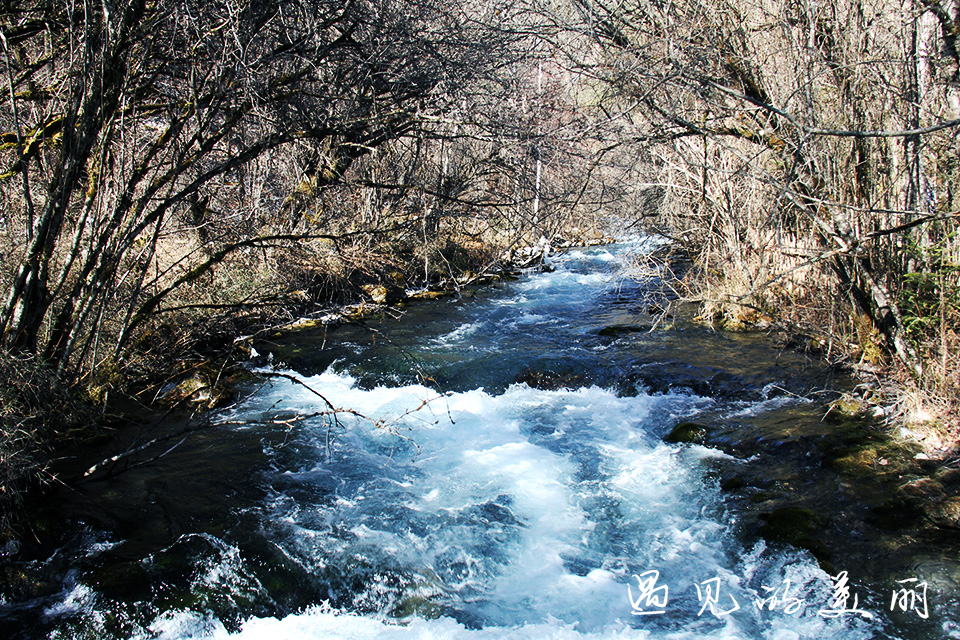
(0, 351, 88, 532)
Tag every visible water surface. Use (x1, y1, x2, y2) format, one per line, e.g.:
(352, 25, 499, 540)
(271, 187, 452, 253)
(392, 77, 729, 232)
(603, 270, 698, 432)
(2, 239, 956, 639)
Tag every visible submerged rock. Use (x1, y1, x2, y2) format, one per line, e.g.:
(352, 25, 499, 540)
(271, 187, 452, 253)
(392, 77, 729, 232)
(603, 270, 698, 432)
(515, 369, 590, 391)
(757, 506, 832, 563)
(868, 496, 925, 530)
(830, 447, 880, 475)
(720, 475, 746, 491)
(664, 421, 710, 445)
(88, 559, 152, 602)
(598, 325, 651, 337)
(827, 440, 919, 479)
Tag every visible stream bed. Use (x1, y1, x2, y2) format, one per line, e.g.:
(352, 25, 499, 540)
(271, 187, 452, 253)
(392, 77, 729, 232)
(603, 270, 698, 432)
(2, 238, 959, 639)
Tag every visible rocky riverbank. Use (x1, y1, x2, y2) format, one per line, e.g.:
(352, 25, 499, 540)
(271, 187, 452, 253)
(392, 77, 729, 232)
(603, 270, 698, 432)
(663, 382, 960, 613)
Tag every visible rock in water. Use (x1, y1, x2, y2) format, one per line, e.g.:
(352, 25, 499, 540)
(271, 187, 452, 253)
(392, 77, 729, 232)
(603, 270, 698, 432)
(361, 284, 405, 304)
(664, 421, 710, 444)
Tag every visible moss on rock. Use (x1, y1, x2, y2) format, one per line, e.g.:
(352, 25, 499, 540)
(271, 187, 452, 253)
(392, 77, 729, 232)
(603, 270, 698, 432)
(664, 422, 710, 445)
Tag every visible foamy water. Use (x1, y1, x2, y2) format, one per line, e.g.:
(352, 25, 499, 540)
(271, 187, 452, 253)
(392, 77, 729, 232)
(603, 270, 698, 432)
(26, 239, 916, 640)
(178, 365, 882, 639)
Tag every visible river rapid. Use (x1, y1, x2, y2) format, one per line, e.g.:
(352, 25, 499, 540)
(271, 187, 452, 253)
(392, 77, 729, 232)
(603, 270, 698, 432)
(2, 238, 958, 639)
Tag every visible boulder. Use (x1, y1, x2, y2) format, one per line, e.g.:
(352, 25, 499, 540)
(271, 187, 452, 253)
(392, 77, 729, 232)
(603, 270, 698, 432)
(923, 496, 960, 530)
(664, 421, 710, 445)
(758, 506, 832, 561)
(515, 369, 590, 391)
(361, 283, 406, 304)
(720, 476, 746, 491)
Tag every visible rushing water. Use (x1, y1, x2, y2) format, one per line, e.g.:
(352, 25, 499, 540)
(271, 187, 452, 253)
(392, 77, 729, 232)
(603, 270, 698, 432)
(3, 239, 958, 639)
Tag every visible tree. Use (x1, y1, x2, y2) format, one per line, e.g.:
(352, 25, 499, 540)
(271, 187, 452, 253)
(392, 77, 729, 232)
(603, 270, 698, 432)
(548, 0, 960, 383)
(0, 0, 524, 378)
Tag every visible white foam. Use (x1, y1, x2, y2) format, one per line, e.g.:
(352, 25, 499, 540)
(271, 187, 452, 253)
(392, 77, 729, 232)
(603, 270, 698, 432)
(33, 236, 905, 639)
(434, 322, 482, 345)
(210, 609, 646, 640)
(182, 596, 877, 640)
(211, 371, 886, 638)
(44, 580, 98, 618)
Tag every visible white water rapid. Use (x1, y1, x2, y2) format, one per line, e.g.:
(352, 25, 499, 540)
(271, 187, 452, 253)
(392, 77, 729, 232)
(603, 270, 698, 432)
(21, 240, 949, 640)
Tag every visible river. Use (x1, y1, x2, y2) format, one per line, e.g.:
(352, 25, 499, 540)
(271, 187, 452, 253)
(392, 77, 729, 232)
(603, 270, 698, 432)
(2, 238, 958, 639)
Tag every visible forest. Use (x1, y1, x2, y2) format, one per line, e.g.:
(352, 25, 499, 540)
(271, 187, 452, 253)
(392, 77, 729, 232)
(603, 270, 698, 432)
(0, 0, 958, 522)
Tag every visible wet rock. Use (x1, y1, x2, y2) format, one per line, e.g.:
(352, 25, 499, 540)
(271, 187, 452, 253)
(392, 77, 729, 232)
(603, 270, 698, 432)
(875, 475, 949, 528)
(391, 594, 443, 619)
(934, 467, 960, 489)
(664, 421, 710, 445)
(144, 534, 274, 624)
(627, 362, 755, 400)
(0, 564, 55, 601)
(88, 559, 152, 602)
(387, 568, 446, 620)
(758, 506, 830, 533)
(469, 500, 524, 527)
(757, 506, 832, 561)
(598, 325, 651, 337)
(830, 447, 880, 476)
(720, 476, 746, 491)
(896, 477, 946, 502)
(361, 284, 406, 305)
(923, 496, 960, 530)
(515, 369, 590, 391)
(829, 394, 867, 418)
(827, 439, 920, 479)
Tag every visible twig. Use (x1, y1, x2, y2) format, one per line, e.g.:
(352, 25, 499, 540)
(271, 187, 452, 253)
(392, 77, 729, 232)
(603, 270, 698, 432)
(82, 419, 220, 480)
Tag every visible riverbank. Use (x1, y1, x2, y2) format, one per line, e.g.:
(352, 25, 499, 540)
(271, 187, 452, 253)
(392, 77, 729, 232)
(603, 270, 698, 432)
(627, 242, 960, 462)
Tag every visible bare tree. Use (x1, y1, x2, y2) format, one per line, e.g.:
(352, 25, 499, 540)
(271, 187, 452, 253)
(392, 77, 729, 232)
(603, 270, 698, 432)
(0, 0, 528, 379)
(543, 0, 960, 385)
